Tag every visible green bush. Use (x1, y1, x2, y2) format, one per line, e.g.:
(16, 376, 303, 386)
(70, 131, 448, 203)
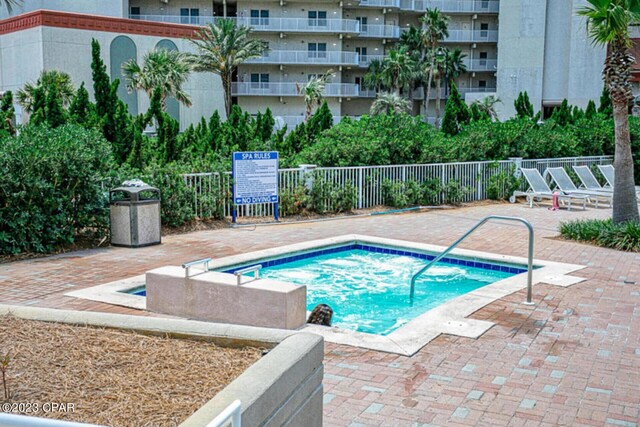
(0, 124, 113, 255)
(308, 177, 356, 214)
(559, 219, 640, 252)
(486, 165, 522, 201)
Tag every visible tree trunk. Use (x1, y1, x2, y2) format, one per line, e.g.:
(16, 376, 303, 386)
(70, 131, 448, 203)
(611, 100, 640, 223)
(424, 54, 435, 122)
(222, 73, 232, 118)
(434, 76, 442, 129)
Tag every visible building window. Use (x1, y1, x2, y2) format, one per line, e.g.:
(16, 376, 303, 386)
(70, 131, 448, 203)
(478, 80, 487, 89)
(355, 47, 367, 62)
(180, 8, 200, 24)
(250, 73, 269, 89)
(308, 43, 327, 59)
(356, 17, 368, 32)
(308, 11, 327, 27)
(479, 51, 487, 66)
(480, 23, 489, 38)
(130, 7, 140, 18)
(251, 10, 269, 26)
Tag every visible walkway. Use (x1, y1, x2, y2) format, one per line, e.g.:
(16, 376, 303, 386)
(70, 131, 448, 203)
(1, 203, 638, 426)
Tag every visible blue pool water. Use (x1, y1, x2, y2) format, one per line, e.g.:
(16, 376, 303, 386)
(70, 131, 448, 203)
(124, 244, 525, 336)
(252, 246, 518, 335)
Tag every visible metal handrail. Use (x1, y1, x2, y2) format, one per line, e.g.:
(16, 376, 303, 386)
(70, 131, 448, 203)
(205, 399, 242, 427)
(234, 264, 263, 285)
(182, 258, 212, 278)
(410, 216, 534, 304)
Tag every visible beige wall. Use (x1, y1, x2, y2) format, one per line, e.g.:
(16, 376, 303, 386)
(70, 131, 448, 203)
(0, 25, 225, 128)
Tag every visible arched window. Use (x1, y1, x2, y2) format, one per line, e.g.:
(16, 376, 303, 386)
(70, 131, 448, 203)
(110, 36, 138, 115)
(156, 39, 181, 123)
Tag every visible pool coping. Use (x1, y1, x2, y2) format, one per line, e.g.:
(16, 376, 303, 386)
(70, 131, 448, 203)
(66, 234, 587, 356)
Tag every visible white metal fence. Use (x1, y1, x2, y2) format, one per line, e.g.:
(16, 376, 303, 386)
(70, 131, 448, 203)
(182, 156, 613, 219)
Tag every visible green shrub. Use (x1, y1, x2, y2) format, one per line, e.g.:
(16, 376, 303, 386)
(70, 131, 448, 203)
(279, 185, 309, 216)
(486, 165, 522, 201)
(143, 164, 196, 227)
(559, 219, 640, 252)
(307, 177, 356, 214)
(0, 124, 113, 255)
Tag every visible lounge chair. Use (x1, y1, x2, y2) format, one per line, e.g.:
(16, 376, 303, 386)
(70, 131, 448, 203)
(511, 168, 587, 210)
(596, 164, 640, 197)
(545, 167, 612, 208)
(572, 165, 613, 193)
(597, 164, 615, 188)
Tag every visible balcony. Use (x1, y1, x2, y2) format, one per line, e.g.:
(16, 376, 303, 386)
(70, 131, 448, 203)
(399, 0, 500, 13)
(444, 29, 499, 43)
(358, 54, 385, 67)
(410, 86, 496, 100)
(275, 115, 358, 129)
(464, 58, 498, 72)
(245, 51, 360, 66)
(232, 82, 361, 97)
(358, 24, 400, 38)
(234, 17, 360, 34)
(357, 0, 401, 8)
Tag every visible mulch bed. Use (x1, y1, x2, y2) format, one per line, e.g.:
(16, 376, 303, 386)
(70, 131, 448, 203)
(0, 317, 263, 426)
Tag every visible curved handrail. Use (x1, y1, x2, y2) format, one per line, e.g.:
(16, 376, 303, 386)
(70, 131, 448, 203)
(410, 215, 534, 304)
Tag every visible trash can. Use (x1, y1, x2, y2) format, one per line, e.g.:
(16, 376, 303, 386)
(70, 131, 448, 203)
(109, 181, 161, 248)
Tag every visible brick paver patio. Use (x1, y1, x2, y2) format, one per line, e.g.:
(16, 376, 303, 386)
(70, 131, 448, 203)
(1, 203, 639, 426)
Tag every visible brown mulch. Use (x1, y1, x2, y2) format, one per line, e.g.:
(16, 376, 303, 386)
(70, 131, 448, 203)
(0, 317, 263, 426)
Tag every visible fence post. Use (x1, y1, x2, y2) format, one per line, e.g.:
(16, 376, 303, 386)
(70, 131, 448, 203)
(357, 167, 363, 209)
(476, 163, 483, 201)
(509, 157, 523, 178)
(299, 164, 317, 191)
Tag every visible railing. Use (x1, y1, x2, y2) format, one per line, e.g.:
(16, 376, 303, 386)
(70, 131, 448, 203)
(358, 54, 385, 67)
(358, 24, 401, 38)
(205, 400, 242, 427)
(245, 50, 359, 66)
(465, 58, 498, 71)
(411, 86, 497, 100)
(444, 29, 499, 42)
(409, 215, 534, 303)
(358, 0, 401, 8)
(234, 17, 360, 33)
(399, 0, 500, 13)
(231, 82, 360, 97)
(275, 115, 358, 129)
(182, 156, 613, 219)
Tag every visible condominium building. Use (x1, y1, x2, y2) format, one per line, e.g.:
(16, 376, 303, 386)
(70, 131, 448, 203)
(0, 0, 613, 127)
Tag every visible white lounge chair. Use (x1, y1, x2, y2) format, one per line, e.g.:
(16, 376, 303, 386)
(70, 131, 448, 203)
(545, 167, 612, 208)
(596, 164, 640, 198)
(572, 165, 613, 193)
(511, 168, 588, 210)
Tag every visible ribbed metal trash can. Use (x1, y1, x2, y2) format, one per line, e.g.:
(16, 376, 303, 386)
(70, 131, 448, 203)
(109, 183, 161, 248)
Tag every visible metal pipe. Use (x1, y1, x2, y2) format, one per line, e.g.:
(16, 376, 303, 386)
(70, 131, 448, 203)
(410, 215, 535, 305)
(182, 258, 212, 278)
(234, 264, 262, 285)
(205, 399, 242, 427)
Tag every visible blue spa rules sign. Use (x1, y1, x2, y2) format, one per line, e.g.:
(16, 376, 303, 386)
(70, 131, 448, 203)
(232, 151, 279, 205)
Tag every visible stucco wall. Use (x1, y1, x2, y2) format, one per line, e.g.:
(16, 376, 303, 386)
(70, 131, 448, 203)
(1, 24, 225, 128)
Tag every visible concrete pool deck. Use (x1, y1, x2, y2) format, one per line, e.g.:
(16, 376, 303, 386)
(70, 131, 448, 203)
(1, 203, 639, 426)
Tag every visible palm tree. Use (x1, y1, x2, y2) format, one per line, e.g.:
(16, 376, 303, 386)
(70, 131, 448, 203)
(399, 26, 426, 115)
(1, 0, 20, 13)
(296, 70, 335, 120)
(578, 0, 640, 223)
(472, 95, 501, 121)
(16, 70, 75, 113)
(420, 8, 449, 120)
(123, 48, 192, 110)
(435, 48, 468, 126)
(363, 58, 386, 92)
(187, 19, 267, 117)
(381, 47, 416, 94)
(370, 91, 411, 115)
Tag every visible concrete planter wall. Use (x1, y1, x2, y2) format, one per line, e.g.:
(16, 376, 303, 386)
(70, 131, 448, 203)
(0, 305, 323, 427)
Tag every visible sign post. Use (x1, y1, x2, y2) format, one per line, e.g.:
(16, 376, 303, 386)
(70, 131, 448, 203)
(232, 151, 279, 223)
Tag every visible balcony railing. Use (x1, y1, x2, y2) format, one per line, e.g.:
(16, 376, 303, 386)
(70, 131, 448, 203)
(232, 82, 361, 97)
(399, 0, 500, 13)
(358, 0, 401, 8)
(275, 115, 358, 129)
(245, 50, 359, 66)
(411, 86, 496, 100)
(233, 17, 360, 33)
(358, 54, 385, 67)
(444, 29, 498, 42)
(358, 24, 400, 38)
(464, 58, 498, 71)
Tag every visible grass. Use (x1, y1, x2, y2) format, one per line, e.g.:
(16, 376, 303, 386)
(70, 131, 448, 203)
(559, 218, 640, 252)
